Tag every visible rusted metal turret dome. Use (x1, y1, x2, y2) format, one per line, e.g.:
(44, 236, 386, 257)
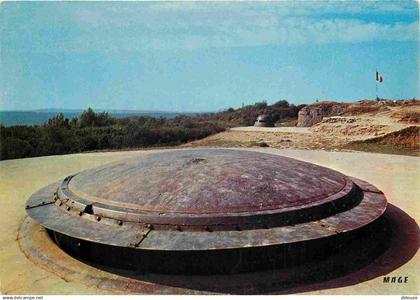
(25, 149, 387, 274)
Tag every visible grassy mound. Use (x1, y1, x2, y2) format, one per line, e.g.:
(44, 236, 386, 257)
(347, 126, 419, 156)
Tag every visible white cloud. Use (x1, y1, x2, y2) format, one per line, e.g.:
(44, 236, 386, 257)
(4, 1, 418, 53)
(70, 1, 419, 50)
(129, 0, 419, 17)
(111, 18, 419, 50)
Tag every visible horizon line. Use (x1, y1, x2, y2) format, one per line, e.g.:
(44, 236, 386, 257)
(1, 97, 419, 113)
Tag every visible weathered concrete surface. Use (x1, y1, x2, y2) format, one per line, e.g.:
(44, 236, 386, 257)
(0, 151, 143, 295)
(297, 102, 347, 127)
(0, 149, 418, 294)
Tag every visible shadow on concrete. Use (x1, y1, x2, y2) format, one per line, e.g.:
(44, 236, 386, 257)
(73, 204, 419, 294)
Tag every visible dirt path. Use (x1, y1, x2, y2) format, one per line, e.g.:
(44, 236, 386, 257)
(0, 148, 418, 294)
(230, 127, 311, 134)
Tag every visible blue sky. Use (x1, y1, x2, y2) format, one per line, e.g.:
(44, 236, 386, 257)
(0, 1, 418, 112)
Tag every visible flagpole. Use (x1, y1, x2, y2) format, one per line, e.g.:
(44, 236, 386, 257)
(376, 69, 378, 100)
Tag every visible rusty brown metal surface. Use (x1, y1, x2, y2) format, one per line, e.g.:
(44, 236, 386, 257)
(25, 149, 387, 252)
(55, 149, 363, 230)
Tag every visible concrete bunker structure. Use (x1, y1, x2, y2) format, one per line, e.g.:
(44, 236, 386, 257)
(254, 114, 274, 127)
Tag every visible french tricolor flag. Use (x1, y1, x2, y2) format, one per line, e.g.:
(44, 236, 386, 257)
(376, 71, 383, 83)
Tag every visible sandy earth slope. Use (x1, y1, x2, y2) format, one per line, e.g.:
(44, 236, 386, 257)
(188, 104, 419, 155)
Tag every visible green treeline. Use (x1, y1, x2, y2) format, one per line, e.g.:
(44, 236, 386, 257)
(0, 101, 304, 160)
